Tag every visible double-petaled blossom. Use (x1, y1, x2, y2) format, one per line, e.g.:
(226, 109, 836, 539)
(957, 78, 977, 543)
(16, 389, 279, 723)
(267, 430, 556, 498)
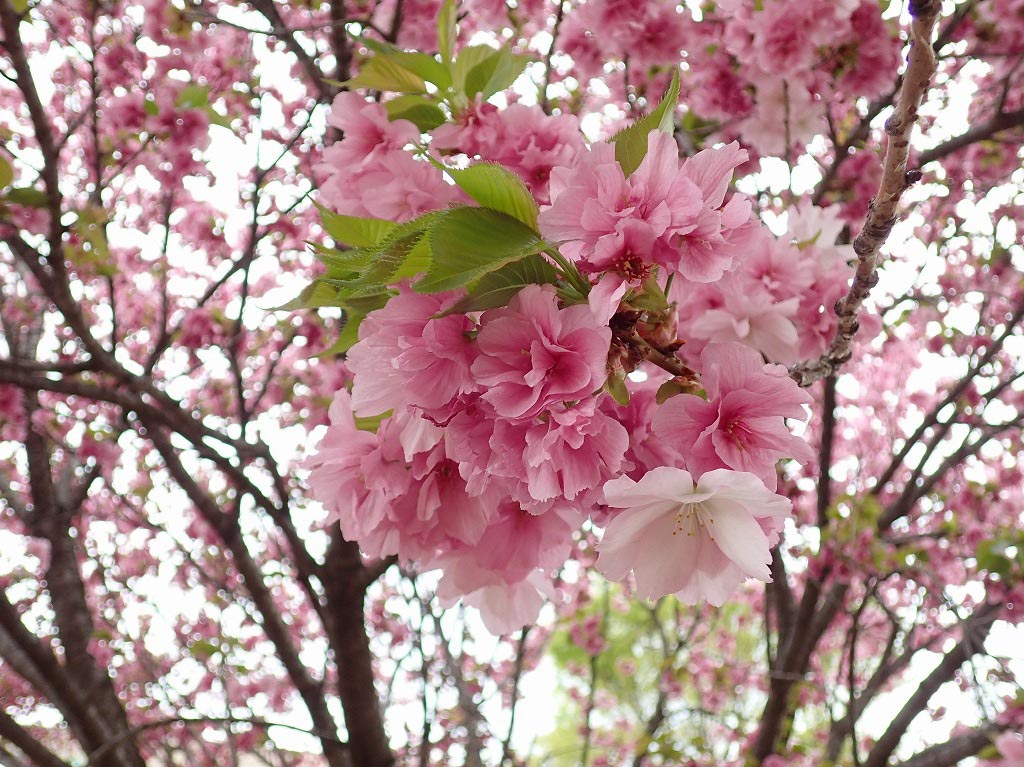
(597, 467, 792, 604)
(653, 343, 812, 488)
(539, 131, 749, 283)
(348, 287, 478, 419)
(472, 284, 610, 419)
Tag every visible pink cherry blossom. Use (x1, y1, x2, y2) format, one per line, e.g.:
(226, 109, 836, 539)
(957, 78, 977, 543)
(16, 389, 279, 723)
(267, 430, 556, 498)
(323, 91, 420, 169)
(687, 283, 802, 364)
(653, 343, 812, 488)
(540, 131, 749, 282)
(472, 284, 610, 419)
(597, 467, 792, 604)
(348, 287, 478, 418)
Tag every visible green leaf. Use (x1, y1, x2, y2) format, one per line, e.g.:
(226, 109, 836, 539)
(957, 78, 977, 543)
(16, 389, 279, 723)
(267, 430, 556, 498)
(445, 253, 558, 314)
(317, 204, 397, 247)
(0, 156, 12, 189)
(355, 411, 392, 432)
(331, 211, 443, 295)
(271, 280, 341, 311)
(655, 378, 698, 405)
(460, 46, 531, 100)
(319, 310, 365, 356)
(361, 38, 452, 88)
(438, 0, 457, 65)
(384, 94, 447, 131)
(416, 207, 546, 293)
(143, 97, 159, 116)
(441, 161, 540, 228)
(452, 45, 497, 93)
(5, 186, 48, 207)
(11, 0, 29, 13)
(629, 274, 669, 311)
(191, 640, 220, 659)
(347, 54, 428, 93)
(206, 106, 233, 129)
(610, 68, 680, 177)
(391, 236, 431, 281)
(607, 374, 630, 406)
(176, 84, 210, 110)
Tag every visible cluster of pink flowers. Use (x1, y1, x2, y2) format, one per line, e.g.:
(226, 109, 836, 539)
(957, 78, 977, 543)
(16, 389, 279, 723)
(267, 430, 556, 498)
(306, 92, 840, 633)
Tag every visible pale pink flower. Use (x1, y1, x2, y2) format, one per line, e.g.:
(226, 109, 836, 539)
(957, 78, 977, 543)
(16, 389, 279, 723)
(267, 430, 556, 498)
(348, 287, 478, 418)
(687, 283, 801, 364)
(653, 343, 812, 488)
(437, 567, 554, 636)
(472, 285, 610, 419)
(597, 467, 791, 605)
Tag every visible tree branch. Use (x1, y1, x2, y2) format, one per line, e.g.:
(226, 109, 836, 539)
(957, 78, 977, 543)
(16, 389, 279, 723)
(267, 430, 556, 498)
(791, 0, 943, 386)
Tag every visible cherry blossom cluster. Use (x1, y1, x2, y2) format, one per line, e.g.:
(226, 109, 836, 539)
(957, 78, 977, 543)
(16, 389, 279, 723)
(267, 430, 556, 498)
(305, 88, 854, 633)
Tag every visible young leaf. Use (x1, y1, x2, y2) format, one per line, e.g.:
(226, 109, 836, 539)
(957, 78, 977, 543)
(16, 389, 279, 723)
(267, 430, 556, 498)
(416, 207, 545, 293)
(460, 46, 531, 100)
(318, 310, 366, 356)
(0, 156, 13, 189)
(317, 204, 397, 247)
(270, 280, 341, 312)
(176, 84, 210, 110)
(606, 374, 630, 406)
(452, 45, 498, 93)
(346, 55, 428, 93)
(438, 0, 457, 65)
(5, 186, 48, 207)
(610, 68, 680, 177)
(445, 253, 558, 314)
(440, 161, 539, 228)
(384, 95, 447, 131)
(360, 38, 452, 88)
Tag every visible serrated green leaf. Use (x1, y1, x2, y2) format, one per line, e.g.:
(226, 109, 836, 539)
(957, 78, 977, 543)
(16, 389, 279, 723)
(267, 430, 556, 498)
(461, 46, 531, 100)
(416, 207, 545, 293)
(0, 156, 13, 189)
(176, 84, 210, 110)
(441, 161, 539, 228)
(361, 39, 452, 88)
(611, 69, 680, 177)
(438, 0, 457, 65)
(5, 186, 48, 207)
(339, 233, 424, 290)
(445, 253, 557, 314)
(384, 94, 447, 131)
(347, 54, 428, 93)
(317, 204, 397, 247)
(391, 236, 431, 280)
